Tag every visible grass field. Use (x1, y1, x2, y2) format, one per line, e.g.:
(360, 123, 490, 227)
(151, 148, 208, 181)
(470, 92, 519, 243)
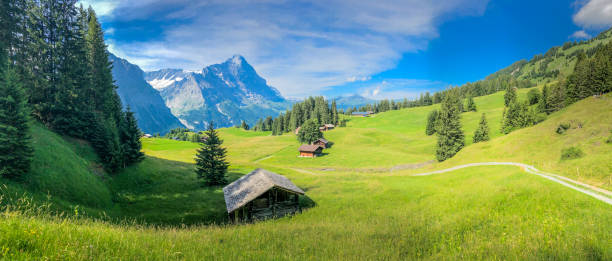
(1, 88, 611, 259)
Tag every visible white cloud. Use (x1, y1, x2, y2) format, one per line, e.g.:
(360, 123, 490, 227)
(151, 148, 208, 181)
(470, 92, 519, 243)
(573, 0, 612, 29)
(358, 79, 447, 100)
(78, 0, 118, 17)
(570, 30, 591, 39)
(102, 0, 489, 97)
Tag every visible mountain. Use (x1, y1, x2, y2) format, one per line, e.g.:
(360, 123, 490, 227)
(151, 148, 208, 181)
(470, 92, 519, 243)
(144, 55, 290, 130)
(333, 94, 375, 110)
(110, 54, 185, 134)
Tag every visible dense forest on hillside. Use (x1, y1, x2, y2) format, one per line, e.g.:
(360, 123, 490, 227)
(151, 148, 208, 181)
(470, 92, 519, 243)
(0, 0, 143, 174)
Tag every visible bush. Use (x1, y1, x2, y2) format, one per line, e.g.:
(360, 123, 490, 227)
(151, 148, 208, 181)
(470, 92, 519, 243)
(561, 147, 584, 160)
(556, 123, 571, 134)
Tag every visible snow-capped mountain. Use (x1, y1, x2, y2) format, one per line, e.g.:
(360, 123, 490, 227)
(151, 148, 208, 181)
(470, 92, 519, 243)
(109, 54, 185, 134)
(115, 55, 289, 131)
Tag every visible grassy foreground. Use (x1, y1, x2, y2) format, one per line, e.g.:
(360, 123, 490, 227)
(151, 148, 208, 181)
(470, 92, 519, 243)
(1, 166, 611, 260)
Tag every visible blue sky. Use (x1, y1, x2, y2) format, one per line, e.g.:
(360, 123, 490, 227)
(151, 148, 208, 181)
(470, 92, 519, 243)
(81, 0, 612, 99)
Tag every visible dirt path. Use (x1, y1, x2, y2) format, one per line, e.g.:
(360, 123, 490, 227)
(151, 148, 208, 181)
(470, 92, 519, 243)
(411, 162, 612, 205)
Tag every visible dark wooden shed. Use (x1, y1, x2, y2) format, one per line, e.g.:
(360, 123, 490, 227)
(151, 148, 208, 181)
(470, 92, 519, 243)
(313, 138, 329, 148)
(299, 144, 323, 158)
(223, 169, 305, 223)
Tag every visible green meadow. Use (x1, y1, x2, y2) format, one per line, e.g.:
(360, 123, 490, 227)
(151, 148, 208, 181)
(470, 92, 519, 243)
(1, 88, 611, 259)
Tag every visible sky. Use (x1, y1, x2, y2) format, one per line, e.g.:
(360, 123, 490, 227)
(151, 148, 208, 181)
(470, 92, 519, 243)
(80, 0, 612, 100)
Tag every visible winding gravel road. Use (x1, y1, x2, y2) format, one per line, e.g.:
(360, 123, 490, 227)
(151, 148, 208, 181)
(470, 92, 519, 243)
(412, 162, 612, 206)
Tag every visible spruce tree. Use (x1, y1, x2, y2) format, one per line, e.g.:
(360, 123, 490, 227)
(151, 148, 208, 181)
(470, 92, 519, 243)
(504, 86, 517, 106)
(435, 90, 465, 162)
(537, 85, 549, 114)
(297, 119, 322, 144)
(195, 122, 228, 186)
(425, 109, 438, 136)
(0, 64, 33, 179)
(120, 108, 144, 167)
(473, 113, 490, 143)
(466, 96, 477, 112)
(240, 120, 249, 130)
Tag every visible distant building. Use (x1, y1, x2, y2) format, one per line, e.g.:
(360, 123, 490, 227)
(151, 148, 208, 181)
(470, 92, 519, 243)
(223, 168, 305, 223)
(143, 134, 153, 138)
(313, 138, 329, 148)
(298, 144, 323, 158)
(351, 111, 374, 117)
(319, 124, 335, 131)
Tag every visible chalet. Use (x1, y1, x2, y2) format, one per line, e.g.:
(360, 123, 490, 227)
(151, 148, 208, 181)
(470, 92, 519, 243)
(313, 138, 329, 148)
(143, 134, 153, 138)
(298, 144, 323, 158)
(223, 168, 305, 222)
(351, 111, 374, 117)
(319, 124, 335, 131)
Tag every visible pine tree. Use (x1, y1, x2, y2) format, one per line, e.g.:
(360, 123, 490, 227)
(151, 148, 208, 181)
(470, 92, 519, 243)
(331, 100, 339, 125)
(435, 89, 464, 162)
(504, 86, 517, 106)
(120, 107, 144, 167)
(425, 109, 438, 136)
(297, 119, 323, 144)
(466, 96, 477, 112)
(537, 85, 549, 114)
(195, 122, 228, 186)
(0, 64, 33, 179)
(473, 113, 490, 143)
(240, 120, 249, 130)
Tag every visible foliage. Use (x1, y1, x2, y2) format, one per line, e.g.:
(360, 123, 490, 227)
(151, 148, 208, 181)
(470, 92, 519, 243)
(556, 122, 571, 134)
(120, 108, 144, 166)
(504, 86, 517, 107)
(435, 89, 465, 162)
(425, 109, 438, 136)
(195, 123, 229, 186)
(560, 146, 584, 160)
(240, 120, 249, 130)
(466, 96, 477, 112)
(527, 88, 541, 105)
(297, 119, 323, 144)
(0, 65, 33, 179)
(501, 100, 536, 134)
(473, 113, 490, 143)
(255, 96, 338, 133)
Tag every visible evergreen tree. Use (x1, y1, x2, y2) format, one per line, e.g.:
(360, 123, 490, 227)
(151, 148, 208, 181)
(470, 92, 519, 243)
(501, 100, 534, 134)
(331, 100, 339, 125)
(240, 120, 249, 130)
(504, 86, 517, 106)
(537, 85, 549, 114)
(473, 113, 490, 143)
(297, 119, 323, 144)
(0, 65, 33, 179)
(466, 96, 477, 112)
(425, 109, 438, 136)
(435, 89, 464, 162)
(527, 88, 541, 105)
(195, 122, 228, 186)
(120, 108, 144, 167)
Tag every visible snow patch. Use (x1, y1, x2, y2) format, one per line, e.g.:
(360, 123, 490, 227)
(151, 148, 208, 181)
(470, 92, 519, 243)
(148, 78, 177, 90)
(178, 119, 195, 130)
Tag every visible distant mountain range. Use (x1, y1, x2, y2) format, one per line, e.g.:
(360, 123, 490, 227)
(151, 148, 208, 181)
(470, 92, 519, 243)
(111, 55, 292, 133)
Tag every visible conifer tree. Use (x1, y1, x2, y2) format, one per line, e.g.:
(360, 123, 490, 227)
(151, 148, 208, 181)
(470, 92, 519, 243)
(425, 109, 438, 136)
(473, 113, 490, 143)
(240, 120, 249, 130)
(195, 122, 228, 186)
(435, 90, 464, 162)
(297, 119, 323, 144)
(504, 86, 517, 106)
(466, 96, 477, 112)
(0, 64, 33, 179)
(331, 100, 339, 125)
(537, 85, 549, 114)
(120, 108, 144, 167)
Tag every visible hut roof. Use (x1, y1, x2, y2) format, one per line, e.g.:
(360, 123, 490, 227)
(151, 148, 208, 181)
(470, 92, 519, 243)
(299, 144, 322, 152)
(315, 138, 328, 144)
(223, 168, 305, 213)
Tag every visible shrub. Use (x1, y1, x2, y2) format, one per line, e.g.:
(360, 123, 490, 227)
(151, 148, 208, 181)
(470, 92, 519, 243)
(556, 123, 571, 134)
(561, 147, 584, 160)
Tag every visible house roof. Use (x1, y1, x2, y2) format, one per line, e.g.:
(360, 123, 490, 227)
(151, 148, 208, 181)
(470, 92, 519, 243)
(223, 168, 305, 213)
(299, 144, 323, 152)
(324, 124, 335, 128)
(314, 138, 328, 144)
(351, 111, 370, 115)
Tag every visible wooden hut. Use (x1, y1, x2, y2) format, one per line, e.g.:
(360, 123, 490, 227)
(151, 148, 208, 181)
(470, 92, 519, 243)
(322, 124, 335, 131)
(351, 111, 374, 117)
(223, 168, 305, 223)
(313, 138, 329, 148)
(299, 144, 323, 158)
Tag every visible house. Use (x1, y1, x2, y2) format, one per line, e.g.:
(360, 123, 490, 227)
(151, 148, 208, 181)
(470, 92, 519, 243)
(200, 136, 208, 143)
(319, 124, 335, 131)
(351, 111, 374, 117)
(223, 168, 305, 223)
(294, 126, 301, 135)
(313, 138, 329, 148)
(143, 134, 153, 138)
(298, 144, 323, 158)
